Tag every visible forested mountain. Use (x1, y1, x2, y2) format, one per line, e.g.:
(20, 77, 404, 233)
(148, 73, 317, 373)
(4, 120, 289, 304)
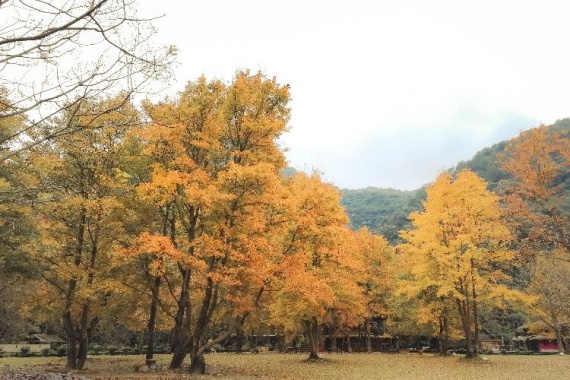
(341, 118, 570, 244)
(341, 187, 424, 244)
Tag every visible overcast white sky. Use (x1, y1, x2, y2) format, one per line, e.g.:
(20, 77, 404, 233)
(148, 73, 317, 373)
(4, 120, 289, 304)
(143, 0, 570, 190)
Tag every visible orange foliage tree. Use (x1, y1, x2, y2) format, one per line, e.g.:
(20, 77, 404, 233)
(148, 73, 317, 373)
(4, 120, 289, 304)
(499, 125, 570, 263)
(134, 71, 290, 373)
(499, 125, 570, 352)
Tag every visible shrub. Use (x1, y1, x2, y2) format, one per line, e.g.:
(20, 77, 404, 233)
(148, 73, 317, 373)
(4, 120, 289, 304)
(91, 344, 104, 355)
(56, 346, 67, 357)
(19, 346, 31, 357)
(108, 345, 118, 355)
(41, 348, 51, 357)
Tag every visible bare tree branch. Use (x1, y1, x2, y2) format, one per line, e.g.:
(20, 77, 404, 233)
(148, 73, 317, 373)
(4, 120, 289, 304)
(0, 0, 176, 162)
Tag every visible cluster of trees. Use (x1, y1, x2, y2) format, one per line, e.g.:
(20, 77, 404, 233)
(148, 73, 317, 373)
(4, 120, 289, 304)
(1, 0, 569, 374)
(0, 71, 395, 373)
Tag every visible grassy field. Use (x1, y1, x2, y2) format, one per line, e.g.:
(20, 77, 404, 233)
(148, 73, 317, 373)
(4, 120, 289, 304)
(1, 352, 569, 380)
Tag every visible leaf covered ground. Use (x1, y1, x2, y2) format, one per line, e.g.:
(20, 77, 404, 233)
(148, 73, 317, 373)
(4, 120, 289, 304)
(1, 352, 569, 380)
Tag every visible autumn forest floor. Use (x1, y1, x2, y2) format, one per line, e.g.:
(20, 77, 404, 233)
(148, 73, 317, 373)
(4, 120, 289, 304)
(1, 352, 569, 380)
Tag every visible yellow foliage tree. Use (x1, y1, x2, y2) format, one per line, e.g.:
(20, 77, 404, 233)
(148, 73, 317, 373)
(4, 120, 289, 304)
(527, 251, 570, 353)
(24, 96, 140, 369)
(399, 170, 528, 357)
(269, 172, 367, 359)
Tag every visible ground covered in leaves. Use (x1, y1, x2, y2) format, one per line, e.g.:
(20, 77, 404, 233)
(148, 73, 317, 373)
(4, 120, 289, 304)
(1, 352, 569, 380)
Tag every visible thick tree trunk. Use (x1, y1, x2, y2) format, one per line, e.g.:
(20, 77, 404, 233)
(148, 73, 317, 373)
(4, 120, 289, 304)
(75, 303, 90, 370)
(189, 353, 206, 374)
(304, 319, 321, 360)
(169, 268, 191, 369)
(63, 313, 78, 370)
(186, 277, 216, 373)
(346, 334, 352, 353)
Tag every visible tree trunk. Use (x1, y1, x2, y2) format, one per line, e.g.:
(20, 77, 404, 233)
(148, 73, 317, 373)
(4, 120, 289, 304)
(169, 268, 191, 369)
(236, 327, 244, 353)
(305, 319, 321, 360)
(329, 324, 337, 350)
(554, 324, 565, 354)
(64, 210, 86, 370)
(471, 264, 480, 357)
(189, 353, 206, 374)
(457, 282, 477, 358)
(75, 303, 90, 370)
(365, 320, 372, 353)
(63, 312, 78, 370)
(145, 275, 161, 361)
(186, 277, 216, 373)
(438, 314, 449, 355)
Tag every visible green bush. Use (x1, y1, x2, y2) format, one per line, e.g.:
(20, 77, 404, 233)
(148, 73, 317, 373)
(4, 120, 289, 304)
(56, 346, 67, 357)
(41, 347, 51, 357)
(0, 347, 4, 358)
(90, 344, 104, 355)
(19, 346, 31, 357)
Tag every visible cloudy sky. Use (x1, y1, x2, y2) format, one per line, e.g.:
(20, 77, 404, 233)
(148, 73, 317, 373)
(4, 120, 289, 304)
(143, 0, 570, 190)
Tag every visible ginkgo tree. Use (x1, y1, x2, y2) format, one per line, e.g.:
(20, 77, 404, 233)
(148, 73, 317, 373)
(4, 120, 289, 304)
(353, 227, 395, 353)
(399, 170, 529, 358)
(268, 172, 368, 359)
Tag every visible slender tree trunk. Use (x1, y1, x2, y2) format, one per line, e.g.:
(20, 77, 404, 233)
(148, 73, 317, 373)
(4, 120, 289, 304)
(365, 320, 372, 353)
(329, 323, 337, 350)
(75, 244, 98, 370)
(553, 315, 566, 354)
(471, 262, 479, 356)
(64, 210, 86, 369)
(236, 327, 244, 354)
(346, 334, 352, 353)
(145, 275, 161, 362)
(438, 314, 449, 355)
